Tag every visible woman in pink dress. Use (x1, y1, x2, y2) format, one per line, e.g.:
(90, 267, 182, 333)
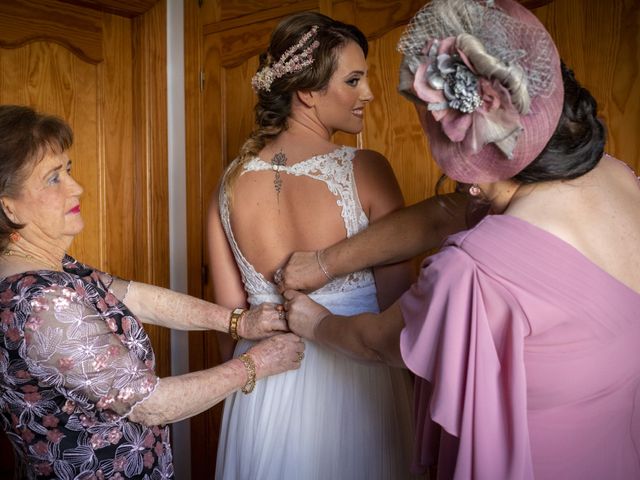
(281, 0, 640, 478)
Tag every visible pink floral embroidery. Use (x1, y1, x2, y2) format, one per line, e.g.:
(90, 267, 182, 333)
(74, 283, 87, 297)
(33, 441, 49, 455)
(105, 292, 119, 306)
(1, 309, 13, 324)
(154, 441, 164, 457)
(121, 316, 133, 332)
(143, 431, 155, 448)
(24, 391, 42, 404)
(20, 428, 34, 443)
(144, 451, 155, 469)
(106, 317, 118, 332)
(42, 414, 59, 427)
(46, 429, 64, 444)
(0, 289, 15, 302)
(58, 357, 75, 371)
(80, 414, 97, 428)
(34, 463, 53, 475)
(96, 298, 108, 312)
(94, 353, 109, 371)
(90, 433, 110, 450)
(113, 455, 126, 472)
(97, 394, 115, 410)
(0, 256, 170, 478)
(116, 386, 135, 402)
(19, 276, 36, 287)
(62, 399, 77, 414)
(106, 427, 123, 444)
(25, 315, 43, 331)
(6, 326, 21, 341)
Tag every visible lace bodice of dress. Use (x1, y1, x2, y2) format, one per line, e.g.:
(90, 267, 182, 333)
(219, 146, 375, 303)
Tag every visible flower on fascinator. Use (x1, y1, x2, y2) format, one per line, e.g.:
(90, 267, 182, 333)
(414, 36, 524, 159)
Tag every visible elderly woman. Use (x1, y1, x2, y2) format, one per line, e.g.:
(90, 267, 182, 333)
(282, 0, 640, 478)
(0, 105, 304, 479)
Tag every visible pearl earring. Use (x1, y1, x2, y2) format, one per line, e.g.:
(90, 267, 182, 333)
(469, 184, 482, 197)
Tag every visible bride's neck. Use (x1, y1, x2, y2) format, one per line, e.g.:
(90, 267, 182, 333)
(287, 110, 332, 141)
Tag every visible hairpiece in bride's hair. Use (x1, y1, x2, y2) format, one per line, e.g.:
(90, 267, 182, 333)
(252, 25, 321, 93)
(397, 0, 563, 183)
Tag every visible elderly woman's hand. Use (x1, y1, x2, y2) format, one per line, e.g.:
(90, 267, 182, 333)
(275, 251, 329, 293)
(238, 303, 290, 340)
(282, 290, 331, 340)
(247, 333, 305, 378)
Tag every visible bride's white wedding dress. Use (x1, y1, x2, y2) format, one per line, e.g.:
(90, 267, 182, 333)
(215, 146, 416, 480)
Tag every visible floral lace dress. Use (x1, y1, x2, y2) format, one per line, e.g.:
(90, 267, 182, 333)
(215, 147, 417, 480)
(0, 256, 174, 480)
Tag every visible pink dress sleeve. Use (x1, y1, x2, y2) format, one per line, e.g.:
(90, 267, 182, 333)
(23, 285, 158, 417)
(399, 246, 534, 479)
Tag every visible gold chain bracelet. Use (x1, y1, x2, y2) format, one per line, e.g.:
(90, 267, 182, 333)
(239, 353, 256, 394)
(229, 308, 245, 341)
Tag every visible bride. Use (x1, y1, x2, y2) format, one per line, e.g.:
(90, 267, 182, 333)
(208, 12, 418, 480)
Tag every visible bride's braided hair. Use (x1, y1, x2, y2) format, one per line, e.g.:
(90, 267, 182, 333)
(225, 12, 367, 195)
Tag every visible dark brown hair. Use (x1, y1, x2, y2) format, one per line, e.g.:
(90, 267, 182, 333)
(514, 63, 606, 183)
(0, 105, 73, 251)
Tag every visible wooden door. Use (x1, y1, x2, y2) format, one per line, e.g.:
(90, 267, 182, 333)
(185, 0, 640, 477)
(0, 0, 169, 476)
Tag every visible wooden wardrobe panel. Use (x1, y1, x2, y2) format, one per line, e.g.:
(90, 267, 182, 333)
(0, 43, 103, 267)
(225, 59, 262, 167)
(363, 27, 442, 204)
(0, 0, 103, 64)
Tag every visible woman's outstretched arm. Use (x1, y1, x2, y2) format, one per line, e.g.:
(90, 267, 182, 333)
(278, 192, 468, 292)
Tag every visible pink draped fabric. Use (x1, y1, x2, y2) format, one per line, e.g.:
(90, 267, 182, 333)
(400, 214, 640, 479)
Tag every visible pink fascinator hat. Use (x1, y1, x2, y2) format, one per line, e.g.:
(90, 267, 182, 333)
(398, 0, 563, 183)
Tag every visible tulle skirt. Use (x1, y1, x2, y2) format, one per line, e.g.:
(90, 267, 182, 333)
(215, 284, 417, 480)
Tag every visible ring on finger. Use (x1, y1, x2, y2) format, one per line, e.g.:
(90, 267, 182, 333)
(274, 269, 283, 284)
(297, 352, 304, 362)
(278, 310, 286, 322)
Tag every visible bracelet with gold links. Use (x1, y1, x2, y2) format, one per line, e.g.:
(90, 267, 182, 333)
(229, 308, 245, 341)
(239, 353, 256, 394)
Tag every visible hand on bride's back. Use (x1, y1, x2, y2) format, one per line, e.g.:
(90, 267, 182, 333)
(276, 251, 328, 293)
(247, 333, 305, 378)
(283, 290, 331, 340)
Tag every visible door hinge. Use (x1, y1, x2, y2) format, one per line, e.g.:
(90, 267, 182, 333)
(200, 70, 205, 92)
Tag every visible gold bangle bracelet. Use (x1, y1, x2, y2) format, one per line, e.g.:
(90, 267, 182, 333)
(229, 308, 244, 341)
(239, 353, 256, 394)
